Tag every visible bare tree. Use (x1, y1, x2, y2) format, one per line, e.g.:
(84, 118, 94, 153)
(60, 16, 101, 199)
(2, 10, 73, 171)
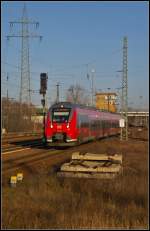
(2, 97, 42, 133)
(66, 84, 90, 105)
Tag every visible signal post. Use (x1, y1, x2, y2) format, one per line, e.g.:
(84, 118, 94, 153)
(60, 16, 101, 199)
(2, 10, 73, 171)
(40, 73, 48, 143)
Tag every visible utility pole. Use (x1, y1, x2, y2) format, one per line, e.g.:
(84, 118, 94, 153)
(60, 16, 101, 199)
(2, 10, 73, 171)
(6, 3, 42, 105)
(139, 96, 143, 111)
(6, 73, 9, 102)
(121, 36, 128, 141)
(56, 82, 60, 103)
(6, 73, 9, 132)
(115, 87, 122, 112)
(91, 69, 95, 107)
(107, 87, 111, 112)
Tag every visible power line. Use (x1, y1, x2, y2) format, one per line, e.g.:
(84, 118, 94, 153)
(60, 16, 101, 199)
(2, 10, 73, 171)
(51, 49, 122, 73)
(1, 61, 76, 79)
(2, 80, 20, 88)
(1, 61, 41, 75)
(2, 38, 45, 67)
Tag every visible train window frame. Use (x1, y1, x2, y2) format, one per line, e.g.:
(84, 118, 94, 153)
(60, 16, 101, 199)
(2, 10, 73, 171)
(77, 113, 89, 129)
(52, 108, 71, 123)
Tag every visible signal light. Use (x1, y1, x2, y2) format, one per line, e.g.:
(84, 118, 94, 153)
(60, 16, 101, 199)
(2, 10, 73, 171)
(40, 73, 48, 94)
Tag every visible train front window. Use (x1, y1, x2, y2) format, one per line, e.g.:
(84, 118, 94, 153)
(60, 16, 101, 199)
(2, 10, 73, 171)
(52, 109, 71, 123)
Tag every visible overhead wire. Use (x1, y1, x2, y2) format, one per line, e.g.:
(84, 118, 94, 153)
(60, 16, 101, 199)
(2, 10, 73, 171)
(2, 30, 124, 105)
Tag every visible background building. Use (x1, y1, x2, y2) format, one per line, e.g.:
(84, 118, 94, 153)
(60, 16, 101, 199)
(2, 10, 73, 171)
(96, 92, 117, 112)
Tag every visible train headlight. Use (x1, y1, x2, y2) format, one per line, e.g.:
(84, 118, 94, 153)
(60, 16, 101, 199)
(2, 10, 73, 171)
(50, 124, 53, 128)
(67, 123, 69, 128)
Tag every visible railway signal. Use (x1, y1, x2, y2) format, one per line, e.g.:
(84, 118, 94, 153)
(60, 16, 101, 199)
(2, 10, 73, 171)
(40, 73, 48, 95)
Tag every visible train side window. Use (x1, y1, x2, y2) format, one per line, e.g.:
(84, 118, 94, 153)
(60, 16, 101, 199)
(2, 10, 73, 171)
(91, 120, 94, 131)
(96, 120, 100, 129)
(99, 120, 102, 129)
(91, 120, 96, 131)
(104, 120, 106, 128)
(80, 115, 84, 128)
(98, 120, 100, 129)
(102, 120, 105, 129)
(84, 115, 89, 128)
(105, 120, 108, 128)
(77, 114, 81, 128)
(116, 121, 119, 128)
(113, 121, 115, 128)
(78, 114, 89, 128)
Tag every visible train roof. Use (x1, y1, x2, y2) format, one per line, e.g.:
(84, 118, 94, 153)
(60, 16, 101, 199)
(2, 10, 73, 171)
(50, 101, 95, 110)
(49, 101, 120, 116)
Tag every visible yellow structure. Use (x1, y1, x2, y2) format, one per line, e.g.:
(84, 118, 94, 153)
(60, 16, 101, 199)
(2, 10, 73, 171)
(96, 92, 117, 113)
(17, 173, 23, 181)
(10, 176, 17, 187)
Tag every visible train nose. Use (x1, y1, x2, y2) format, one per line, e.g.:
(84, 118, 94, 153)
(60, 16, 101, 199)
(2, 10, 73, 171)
(52, 133, 66, 142)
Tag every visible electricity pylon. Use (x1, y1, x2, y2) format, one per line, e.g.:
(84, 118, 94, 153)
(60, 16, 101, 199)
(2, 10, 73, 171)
(121, 36, 128, 141)
(7, 3, 42, 105)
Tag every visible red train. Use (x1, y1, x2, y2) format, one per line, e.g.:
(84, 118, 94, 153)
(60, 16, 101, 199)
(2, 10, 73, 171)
(45, 102, 121, 146)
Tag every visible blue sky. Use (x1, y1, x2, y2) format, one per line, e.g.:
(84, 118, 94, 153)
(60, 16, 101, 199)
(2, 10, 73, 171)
(1, 1, 149, 109)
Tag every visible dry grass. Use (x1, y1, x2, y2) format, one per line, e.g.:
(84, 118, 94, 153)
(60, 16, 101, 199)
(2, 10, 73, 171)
(2, 136, 149, 229)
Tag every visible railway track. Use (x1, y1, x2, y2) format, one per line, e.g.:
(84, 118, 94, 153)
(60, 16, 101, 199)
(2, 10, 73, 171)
(2, 148, 67, 174)
(2, 139, 111, 176)
(2, 132, 42, 138)
(2, 139, 98, 176)
(2, 134, 42, 145)
(2, 134, 139, 178)
(2, 140, 43, 154)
